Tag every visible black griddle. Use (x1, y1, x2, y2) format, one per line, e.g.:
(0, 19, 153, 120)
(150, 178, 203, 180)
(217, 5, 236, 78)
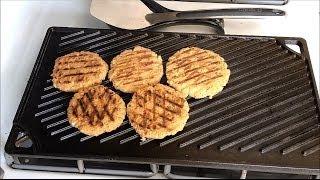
(5, 27, 320, 175)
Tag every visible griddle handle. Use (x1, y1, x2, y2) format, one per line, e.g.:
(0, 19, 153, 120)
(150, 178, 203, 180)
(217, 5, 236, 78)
(278, 37, 320, 111)
(4, 124, 37, 155)
(278, 37, 309, 59)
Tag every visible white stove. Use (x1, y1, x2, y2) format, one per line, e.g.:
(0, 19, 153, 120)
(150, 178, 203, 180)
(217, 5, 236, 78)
(1, 0, 319, 179)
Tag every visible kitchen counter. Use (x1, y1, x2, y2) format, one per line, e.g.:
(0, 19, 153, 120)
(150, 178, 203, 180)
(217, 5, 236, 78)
(1, 0, 319, 179)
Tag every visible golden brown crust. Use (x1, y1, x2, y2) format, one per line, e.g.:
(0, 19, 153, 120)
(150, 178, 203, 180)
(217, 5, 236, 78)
(67, 85, 125, 136)
(166, 47, 230, 99)
(108, 46, 163, 93)
(52, 51, 108, 92)
(127, 84, 189, 140)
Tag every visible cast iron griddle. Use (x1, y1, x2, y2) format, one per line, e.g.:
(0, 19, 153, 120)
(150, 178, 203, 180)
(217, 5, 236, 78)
(5, 27, 320, 175)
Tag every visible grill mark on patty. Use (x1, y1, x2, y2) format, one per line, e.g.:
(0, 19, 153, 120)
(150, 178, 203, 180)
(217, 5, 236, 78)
(120, 50, 151, 58)
(169, 61, 222, 80)
(122, 76, 156, 85)
(84, 91, 101, 122)
(102, 90, 115, 122)
(58, 53, 100, 64)
(59, 64, 102, 70)
(152, 90, 156, 127)
(162, 92, 167, 128)
(112, 67, 157, 81)
(58, 59, 98, 65)
(195, 74, 224, 85)
(169, 51, 208, 65)
(59, 71, 98, 78)
(110, 62, 157, 79)
(114, 52, 155, 66)
(70, 87, 117, 128)
(136, 89, 182, 116)
(176, 67, 223, 84)
(113, 60, 156, 71)
(184, 62, 221, 75)
(136, 95, 174, 124)
(154, 91, 184, 108)
(110, 97, 118, 120)
(78, 98, 92, 124)
(113, 54, 154, 66)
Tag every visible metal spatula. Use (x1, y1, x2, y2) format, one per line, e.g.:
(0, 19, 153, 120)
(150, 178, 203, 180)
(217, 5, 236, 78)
(145, 8, 285, 24)
(142, 0, 285, 25)
(90, 0, 286, 30)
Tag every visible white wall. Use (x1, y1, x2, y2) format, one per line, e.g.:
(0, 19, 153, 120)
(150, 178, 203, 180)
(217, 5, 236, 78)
(1, 0, 106, 145)
(0, 1, 111, 178)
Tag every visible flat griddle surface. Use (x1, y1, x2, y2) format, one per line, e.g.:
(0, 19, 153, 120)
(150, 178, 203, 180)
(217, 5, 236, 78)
(5, 27, 320, 175)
